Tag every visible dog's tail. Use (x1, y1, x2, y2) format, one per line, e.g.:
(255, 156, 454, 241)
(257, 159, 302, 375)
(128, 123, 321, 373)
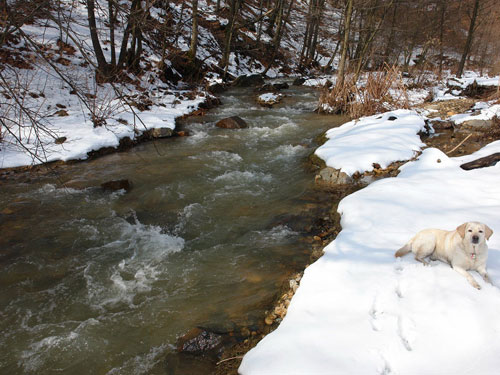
(395, 243, 411, 258)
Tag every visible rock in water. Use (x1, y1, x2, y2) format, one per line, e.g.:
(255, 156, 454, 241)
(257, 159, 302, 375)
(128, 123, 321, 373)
(315, 167, 353, 185)
(149, 127, 173, 138)
(292, 77, 306, 86)
(215, 116, 248, 129)
(176, 328, 223, 354)
(233, 74, 265, 87)
(101, 179, 132, 192)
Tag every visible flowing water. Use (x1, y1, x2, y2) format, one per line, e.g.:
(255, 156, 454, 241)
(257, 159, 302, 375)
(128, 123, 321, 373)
(0, 84, 345, 374)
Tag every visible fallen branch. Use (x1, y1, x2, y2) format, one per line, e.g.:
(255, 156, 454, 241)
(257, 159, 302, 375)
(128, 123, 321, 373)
(216, 355, 244, 365)
(446, 133, 472, 155)
(460, 152, 500, 170)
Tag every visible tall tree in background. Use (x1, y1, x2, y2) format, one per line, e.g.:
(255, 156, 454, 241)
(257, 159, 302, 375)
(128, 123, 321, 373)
(457, 0, 480, 78)
(337, 0, 353, 86)
(188, 0, 198, 62)
(220, 0, 241, 77)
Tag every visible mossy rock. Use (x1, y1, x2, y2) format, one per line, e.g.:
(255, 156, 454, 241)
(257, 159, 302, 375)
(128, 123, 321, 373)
(307, 152, 326, 170)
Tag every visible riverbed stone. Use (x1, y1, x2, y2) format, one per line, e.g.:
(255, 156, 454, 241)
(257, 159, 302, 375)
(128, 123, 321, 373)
(460, 119, 494, 128)
(177, 328, 223, 354)
(233, 74, 265, 87)
(101, 179, 132, 192)
(315, 167, 353, 186)
(215, 116, 248, 129)
(148, 127, 174, 138)
(292, 77, 306, 86)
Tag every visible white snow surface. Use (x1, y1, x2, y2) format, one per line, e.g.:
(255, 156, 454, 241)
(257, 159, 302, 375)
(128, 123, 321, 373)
(240, 140, 500, 375)
(315, 109, 426, 175)
(450, 102, 500, 125)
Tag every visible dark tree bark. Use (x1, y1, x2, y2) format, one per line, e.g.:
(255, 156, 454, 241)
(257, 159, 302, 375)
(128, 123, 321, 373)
(108, 0, 116, 66)
(86, 0, 109, 74)
(337, 0, 353, 86)
(189, 0, 199, 61)
(220, 0, 241, 78)
(457, 0, 480, 78)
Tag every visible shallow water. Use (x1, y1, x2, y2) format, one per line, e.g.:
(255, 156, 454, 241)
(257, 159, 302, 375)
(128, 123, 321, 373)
(0, 84, 345, 374)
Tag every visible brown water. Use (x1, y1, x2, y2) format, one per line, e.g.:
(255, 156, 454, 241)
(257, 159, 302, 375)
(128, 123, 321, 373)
(0, 84, 345, 374)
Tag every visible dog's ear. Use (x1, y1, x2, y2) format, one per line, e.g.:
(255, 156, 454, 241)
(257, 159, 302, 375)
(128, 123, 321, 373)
(485, 225, 494, 240)
(456, 223, 467, 239)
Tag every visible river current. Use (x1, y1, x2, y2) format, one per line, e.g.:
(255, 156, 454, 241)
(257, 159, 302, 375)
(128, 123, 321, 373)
(0, 84, 345, 374)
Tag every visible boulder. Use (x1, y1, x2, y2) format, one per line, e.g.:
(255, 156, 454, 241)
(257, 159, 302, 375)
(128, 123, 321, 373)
(215, 116, 248, 129)
(207, 83, 225, 94)
(149, 127, 174, 138)
(292, 77, 306, 86)
(315, 167, 353, 185)
(257, 93, 283, 107)
(460, 119, 494, 128)
(176, 328, 223, 354)
(233, 74, 265, 87)
(273, 82, 289, 90)
(101, 179, 132, 192)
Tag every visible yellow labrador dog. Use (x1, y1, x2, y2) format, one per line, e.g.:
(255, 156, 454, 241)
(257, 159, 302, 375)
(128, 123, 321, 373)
(395, 222, 494, 289)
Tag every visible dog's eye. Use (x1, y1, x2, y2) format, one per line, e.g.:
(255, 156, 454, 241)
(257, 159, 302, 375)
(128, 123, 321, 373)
(468, 229, 473, 232)
(479, 230, 483, 233)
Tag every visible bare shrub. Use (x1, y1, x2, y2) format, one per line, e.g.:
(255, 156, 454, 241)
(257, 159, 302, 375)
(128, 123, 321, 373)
(350, 66, 409, 119)
(317, 74, 356, 115)
(318, 65, 409, 119)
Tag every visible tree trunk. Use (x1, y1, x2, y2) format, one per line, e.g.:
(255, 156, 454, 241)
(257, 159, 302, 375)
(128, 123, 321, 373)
(299, 0, 314, 67)
(220, 0, 240, 78)
(108, 0, 116, 66)
(86, 0, 109, 73)
(457, 0, 480, 78)
(438, 0, 446, 79)
(189, 0, 199, 61)
(337, 0, 353, 86)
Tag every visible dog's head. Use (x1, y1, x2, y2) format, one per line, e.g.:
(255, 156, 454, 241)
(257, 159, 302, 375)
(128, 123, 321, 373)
(457, 222, 493, 245)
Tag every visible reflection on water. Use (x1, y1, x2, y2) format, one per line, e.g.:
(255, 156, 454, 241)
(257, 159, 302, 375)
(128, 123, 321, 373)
(0, 84, 345, 374)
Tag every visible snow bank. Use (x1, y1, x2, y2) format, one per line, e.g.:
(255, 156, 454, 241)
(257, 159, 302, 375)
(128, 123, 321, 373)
(450, 102, 500, 125)
(450, 71, 500, 89)
(240, 141, 500, 375)
(0, 93, 204, 169)
(315, 109, 426, 175)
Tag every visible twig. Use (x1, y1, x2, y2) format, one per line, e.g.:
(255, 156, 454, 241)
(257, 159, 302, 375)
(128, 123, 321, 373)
(446, 133, 472, 155)
(216, 355, 244, 366)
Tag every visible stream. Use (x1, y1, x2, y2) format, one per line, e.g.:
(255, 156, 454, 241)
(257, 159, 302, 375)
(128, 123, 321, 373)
(0, 84, 345, 374)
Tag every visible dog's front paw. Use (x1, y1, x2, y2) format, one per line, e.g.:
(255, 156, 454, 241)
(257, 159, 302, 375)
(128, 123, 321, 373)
(471, 280, 481, 289)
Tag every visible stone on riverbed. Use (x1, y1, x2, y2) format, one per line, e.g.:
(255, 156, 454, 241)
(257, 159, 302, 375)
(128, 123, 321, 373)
(215, 116, 249, 129)
(101, 179, 132, 192)
(257, 92, 283, 107)
(233, 74, 265, 87)
(314, 167, 353, 186)
(177, 327, 223, 354)
(148, 127, 174, 138)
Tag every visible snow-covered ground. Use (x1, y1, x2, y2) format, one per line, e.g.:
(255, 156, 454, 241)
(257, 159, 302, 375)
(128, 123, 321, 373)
(315, 109, 426, 175)
(450, 102, 500, 125)
(240, 119, 500, 374)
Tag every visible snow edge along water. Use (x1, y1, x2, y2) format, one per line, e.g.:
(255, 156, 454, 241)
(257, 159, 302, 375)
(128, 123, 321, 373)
(240, 110, 500, 374)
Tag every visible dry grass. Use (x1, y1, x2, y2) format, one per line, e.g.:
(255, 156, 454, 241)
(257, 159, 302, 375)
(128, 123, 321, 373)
(318, 65, 409, 119)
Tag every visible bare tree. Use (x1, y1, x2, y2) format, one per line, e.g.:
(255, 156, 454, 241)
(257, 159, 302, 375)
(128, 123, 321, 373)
(457, 0, 480, 78)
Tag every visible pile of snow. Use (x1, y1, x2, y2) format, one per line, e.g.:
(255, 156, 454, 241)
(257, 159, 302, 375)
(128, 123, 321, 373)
(241, 140, 500, 375)
(303, 76, 336, 87)
(450, 101, 500, 125)
(449, 71, 500, 89)
(257, 92, 283, 106)
(315, 109, 427, 175)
